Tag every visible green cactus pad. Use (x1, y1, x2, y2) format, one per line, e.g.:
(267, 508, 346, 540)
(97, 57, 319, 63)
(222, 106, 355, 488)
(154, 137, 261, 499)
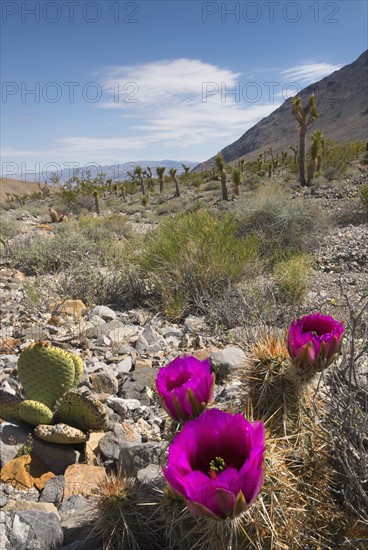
(69, 352, 84, 387)
(55, 389, 108, 431)
(18, 341, 79, 409)
(19, 400, 54, 426)
(34, 423, 88, 444)
(0, 390, 22, 423)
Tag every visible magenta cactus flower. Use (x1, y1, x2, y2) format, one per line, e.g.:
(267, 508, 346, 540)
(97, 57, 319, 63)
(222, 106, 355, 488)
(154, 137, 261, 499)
(156, 356, 215, 422)
(163, 408, 265, 519)
(287, 313, 344, 371)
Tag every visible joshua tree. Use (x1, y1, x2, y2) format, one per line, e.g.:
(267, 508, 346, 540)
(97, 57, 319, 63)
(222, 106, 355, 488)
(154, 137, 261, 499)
(134, 165, 146, 195)
(181, 163, 191, 175)
(307, 130, 325, 184)
(292, 94, 319, 186)
(156, 166, 166, 193)
(215, 153, 228, 201)
(232, 167, 241, 196)
(238, 158, 245, 172)
(93, 189, 101, 215)
(38, 182, 50, 196)
(143, 166, 154, 189)
(169, 168, 180, 197)
(290, 145, 299, 165)
(257, 154, 265, 176)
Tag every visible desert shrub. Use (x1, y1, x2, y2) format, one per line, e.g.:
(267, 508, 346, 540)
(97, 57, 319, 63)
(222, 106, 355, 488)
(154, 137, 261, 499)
(57, 263, 125, 306)
(235, 183, 327, 261)
(201, 180, 220, 192)
(360, 184, 368, 207)
(9, 222, 133, 275)
(273, 254, 314, 304)
(0, 215, 20, 238)
(323, 292, 368, 526)
(137, 208, 259, 316)
(78, 213, 132, 240)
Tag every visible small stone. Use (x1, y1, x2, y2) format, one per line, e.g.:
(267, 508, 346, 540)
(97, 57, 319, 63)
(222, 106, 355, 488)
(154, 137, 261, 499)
(118, 442, 165, 474)
(91, 305, 117, 321)
(32, 438, 79, 475)
(63, 464, 105, 501)
(84, 432, 105, 465)
(3, 500, 60, 518)
(89, 371, 118, 394)
(210, 346, 246, 377)
(98, 423, 142, 461)
(96, 335, 111, 346)
(0, 454, 55, 491)
(134, 358, 152, 369)
(115, 356, 133, 374)
(49, 299, 87, 318)
(39, 475, 65, 504)
(106, 397, 141, 417)
(137, 464, 162, 485)
(0, 509, 64, 549)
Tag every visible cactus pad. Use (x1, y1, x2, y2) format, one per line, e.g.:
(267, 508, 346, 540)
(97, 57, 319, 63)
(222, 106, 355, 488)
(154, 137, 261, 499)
(55, 388, 108, 431)
(69, 352, 84, 387)
(17, 341, 83, 409)
(19, 400, 53, 426)
(34, 423, 88, 444)
(0, 390, 22, 423)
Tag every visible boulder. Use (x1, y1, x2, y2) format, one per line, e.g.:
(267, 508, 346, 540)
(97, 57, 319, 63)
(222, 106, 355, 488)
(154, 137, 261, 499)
(210, 346, 246, 377)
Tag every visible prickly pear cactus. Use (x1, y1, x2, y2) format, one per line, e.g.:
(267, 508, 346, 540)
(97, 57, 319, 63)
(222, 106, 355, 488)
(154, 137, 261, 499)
(19, 400, 53, 426)
(54, 388, 108, 431)
(35, 423, 88, 444)
(17, 341, 83, 409)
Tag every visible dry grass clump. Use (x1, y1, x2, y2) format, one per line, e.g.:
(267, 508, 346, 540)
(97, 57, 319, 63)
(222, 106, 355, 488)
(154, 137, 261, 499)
(235, 182, 329, 260)
(90, 472, 163, 550)
(322, 291, 368, 541)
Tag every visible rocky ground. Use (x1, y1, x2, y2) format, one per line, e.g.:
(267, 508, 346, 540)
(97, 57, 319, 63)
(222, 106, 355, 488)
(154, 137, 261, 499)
(0, 170, 367, 549)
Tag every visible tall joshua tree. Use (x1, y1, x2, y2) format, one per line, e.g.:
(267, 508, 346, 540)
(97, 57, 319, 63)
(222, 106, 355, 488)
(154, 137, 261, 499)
(93, 189, 101, 215)
(156, 166, 166, 193)
(134, 165, 145, 195)
(232, 167, 241, 196)
(292, 94, 319, 186)
(181, 163, 191, 175)
(169, 168, 180, 197)
(307, 130, 325, 184)
(143, 166, 154, 189)
(215, 153, 228, 201)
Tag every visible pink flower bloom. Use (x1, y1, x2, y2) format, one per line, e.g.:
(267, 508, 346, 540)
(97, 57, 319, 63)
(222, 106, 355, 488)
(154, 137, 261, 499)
(156, 356, 215, 422)
(288, 313, 344, 371)
(163, 409, 265, 519)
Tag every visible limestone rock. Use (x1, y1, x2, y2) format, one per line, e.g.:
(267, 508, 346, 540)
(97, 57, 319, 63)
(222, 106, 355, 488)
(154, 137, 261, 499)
(63, 464, 105, 501)
(210, 346, 246, 377)
(0, 509, 63, 550)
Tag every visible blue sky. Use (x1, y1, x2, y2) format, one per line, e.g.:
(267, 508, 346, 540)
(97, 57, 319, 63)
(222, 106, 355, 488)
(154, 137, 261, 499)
(1, 0, 367, 179)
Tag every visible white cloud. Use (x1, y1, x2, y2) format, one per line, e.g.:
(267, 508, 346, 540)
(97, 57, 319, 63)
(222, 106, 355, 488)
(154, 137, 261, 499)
(2, 58, 341, 167)
(281, 62, 342, 83)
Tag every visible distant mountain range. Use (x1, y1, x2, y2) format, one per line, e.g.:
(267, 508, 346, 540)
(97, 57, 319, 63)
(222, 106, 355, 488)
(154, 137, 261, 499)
(6, 160, 198, 185)
(195, 50, 368, 171)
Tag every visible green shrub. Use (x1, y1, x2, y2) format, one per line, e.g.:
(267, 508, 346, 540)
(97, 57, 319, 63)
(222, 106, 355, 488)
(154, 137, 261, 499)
(137, 208, 259, 316)
(273, 254, 313, 304)
(9, 221, 133, 275)
(235, 183, 327, 260)
(0, 216, 20, 238)
(360, 184, 368, 207)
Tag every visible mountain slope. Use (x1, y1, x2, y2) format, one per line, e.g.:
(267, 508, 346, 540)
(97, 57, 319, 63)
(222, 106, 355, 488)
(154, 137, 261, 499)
(198, 50, 368, 169)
